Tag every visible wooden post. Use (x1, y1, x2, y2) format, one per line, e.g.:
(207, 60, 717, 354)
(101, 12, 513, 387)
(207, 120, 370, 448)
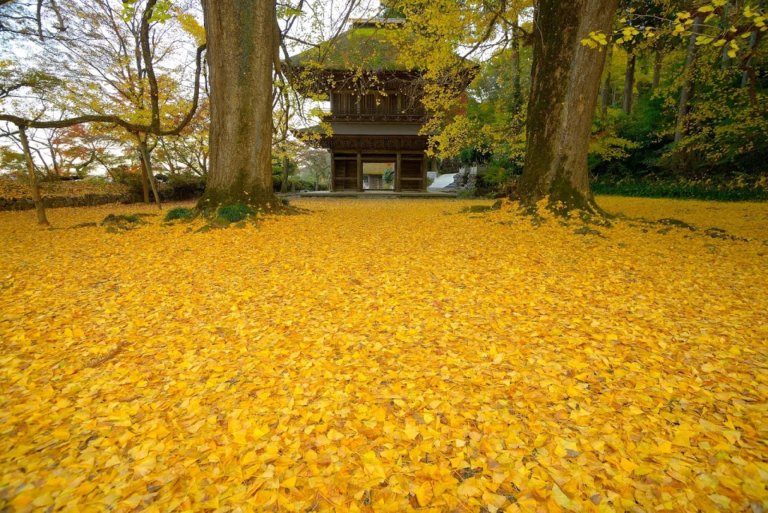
(395, 152, 402, 192)
(356, 152, 363, 192)
(329, 152, 336, 192)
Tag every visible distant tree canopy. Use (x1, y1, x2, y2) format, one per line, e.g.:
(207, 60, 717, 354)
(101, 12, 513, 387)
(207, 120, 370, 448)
(392, 0, 766, 205)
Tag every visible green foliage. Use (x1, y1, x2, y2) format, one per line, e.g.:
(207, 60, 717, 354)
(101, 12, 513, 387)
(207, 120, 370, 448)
(291, 25, 411, 72)
(592, 176, 768, 201)
(164, 207, 195, 222)
(0, 147, 26, 179)
(588, 130, 641, 170)
(590, 21, 767, 196)
(150, 0, 173, 23)
(480, 157, 522, 190)
(661, 77, 768, 176)
(217, 203, 255, 223)
(456, 189, 478, 198)
(121, 1, 137, 22)
(109, 166, 145, 197)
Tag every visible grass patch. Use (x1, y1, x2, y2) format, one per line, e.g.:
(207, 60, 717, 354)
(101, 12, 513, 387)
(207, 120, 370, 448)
(164, 207, 196, 222)
(217, 203, 255, 223)
(101, 213, 152, 232)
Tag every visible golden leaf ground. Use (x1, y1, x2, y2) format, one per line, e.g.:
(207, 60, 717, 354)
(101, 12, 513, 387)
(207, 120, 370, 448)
(1, 197, 766, 512)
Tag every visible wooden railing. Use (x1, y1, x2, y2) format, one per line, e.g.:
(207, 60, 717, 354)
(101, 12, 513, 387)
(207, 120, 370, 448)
(324, 113, 425, 123)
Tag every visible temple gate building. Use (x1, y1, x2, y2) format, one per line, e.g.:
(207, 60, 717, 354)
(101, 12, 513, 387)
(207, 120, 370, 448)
(289, 17, 474, 192)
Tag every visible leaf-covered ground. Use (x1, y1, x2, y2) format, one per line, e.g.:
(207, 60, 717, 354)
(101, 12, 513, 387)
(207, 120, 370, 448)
(1, 197, 766, 512)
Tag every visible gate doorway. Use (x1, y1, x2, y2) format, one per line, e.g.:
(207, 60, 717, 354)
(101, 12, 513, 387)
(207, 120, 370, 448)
(331, 151, 426, 192)
(363, 161, 395, 190)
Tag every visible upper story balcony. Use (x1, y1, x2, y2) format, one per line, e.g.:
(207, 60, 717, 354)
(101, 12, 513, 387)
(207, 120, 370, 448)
(326, 91, 426, 123)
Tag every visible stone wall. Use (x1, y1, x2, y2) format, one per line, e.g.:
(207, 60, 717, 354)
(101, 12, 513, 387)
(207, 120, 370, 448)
(0, 192, 139, 211)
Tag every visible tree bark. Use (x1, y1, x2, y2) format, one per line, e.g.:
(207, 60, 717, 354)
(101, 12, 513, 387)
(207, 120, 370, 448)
(600, 42, 613, 117)
(19, 126, 49, 226)
(281, 155, 289, 193)
(138, 148, 150, 203)
(741, 3, 762, 93)
(674, 14, 703, 144)
(198, 0, 279, 210)
(510, 17, 523, 110)
(652, 44, 663, 89)
(160, 137, 178, 176)
(137, 137, 161, 209)
(517, 0, 618, 212)
(623, 50, 636, 115)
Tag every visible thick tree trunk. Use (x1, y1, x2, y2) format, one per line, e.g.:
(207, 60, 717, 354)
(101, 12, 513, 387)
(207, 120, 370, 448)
(675, 14, 703, 144)
(19, 126, 49, 226)
(517, 0, 618, 212)
(198, 0, 278, 210)
(623, 51, 636, 115)
(652, 45, 663, 89)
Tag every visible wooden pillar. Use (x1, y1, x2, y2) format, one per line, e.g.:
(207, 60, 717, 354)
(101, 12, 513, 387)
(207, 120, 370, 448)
(421, 154, 427, 191)
(395, 152, 402, 192)
(329, 151, 336, 192)
(356, 152, 363, 192)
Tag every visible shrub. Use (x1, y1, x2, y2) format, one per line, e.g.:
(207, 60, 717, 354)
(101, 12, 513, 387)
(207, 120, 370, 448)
(166, 174, 206, 200)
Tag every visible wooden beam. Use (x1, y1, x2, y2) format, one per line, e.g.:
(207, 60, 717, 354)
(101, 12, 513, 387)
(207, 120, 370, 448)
(330, 152, 336, 192)
(356, 152, 363, 192)
(395, 152, 402, 192)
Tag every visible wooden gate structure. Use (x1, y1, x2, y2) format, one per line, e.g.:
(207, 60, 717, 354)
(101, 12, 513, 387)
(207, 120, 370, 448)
(288, 17, 475, 192)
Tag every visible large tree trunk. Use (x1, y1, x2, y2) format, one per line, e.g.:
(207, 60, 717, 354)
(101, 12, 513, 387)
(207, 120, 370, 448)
(622, 50, 636, 115)
(517, 0, 618, 212)
(674, 14, 703, 144)
(19, 126, 49, 226)
(198, 0, 278, 210)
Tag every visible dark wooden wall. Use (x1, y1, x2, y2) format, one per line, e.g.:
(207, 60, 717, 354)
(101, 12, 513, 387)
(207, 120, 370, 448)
(331, 151, 426, 192)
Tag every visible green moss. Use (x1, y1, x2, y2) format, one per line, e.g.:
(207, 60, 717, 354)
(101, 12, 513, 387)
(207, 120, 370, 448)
(101, 213, 151, 232)
(217, 203, 255, 223)
(164, 207, 196, 222)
